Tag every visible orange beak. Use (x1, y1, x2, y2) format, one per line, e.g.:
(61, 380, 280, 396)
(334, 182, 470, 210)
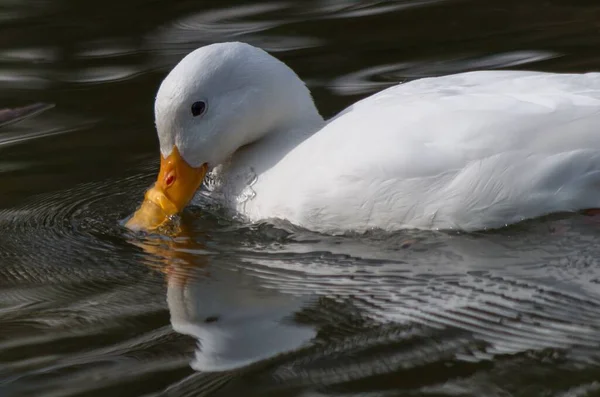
(126, 147, 208, 231)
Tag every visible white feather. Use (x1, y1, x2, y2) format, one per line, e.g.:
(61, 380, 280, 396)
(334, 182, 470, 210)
(155, 42, 600, 233)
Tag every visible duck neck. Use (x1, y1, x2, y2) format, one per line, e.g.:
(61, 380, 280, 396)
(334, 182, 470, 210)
(238, 94, 325, 152)
(220, 109, 324, 181)
(268, 111, 325, 145)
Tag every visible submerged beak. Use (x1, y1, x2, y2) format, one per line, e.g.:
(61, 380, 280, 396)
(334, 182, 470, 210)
(126, 146, 208, 231)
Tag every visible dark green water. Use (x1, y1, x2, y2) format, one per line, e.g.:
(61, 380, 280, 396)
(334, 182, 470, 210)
(2, 1, 600, 396)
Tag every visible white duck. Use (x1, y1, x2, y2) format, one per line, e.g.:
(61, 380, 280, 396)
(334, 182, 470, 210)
(126, 41, 600, 233)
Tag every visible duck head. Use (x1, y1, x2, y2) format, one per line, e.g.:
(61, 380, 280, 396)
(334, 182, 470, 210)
(126, 42, 321, 231)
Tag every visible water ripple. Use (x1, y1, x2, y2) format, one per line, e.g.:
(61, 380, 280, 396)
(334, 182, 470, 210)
(2, 0, 600, 395)
(329, 51, 560, 96)
(145, 2, 322, 68)
(311, 0, 445, 19)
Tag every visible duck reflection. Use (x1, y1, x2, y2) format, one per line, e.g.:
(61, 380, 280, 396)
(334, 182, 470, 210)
(131, 224, 317, 372)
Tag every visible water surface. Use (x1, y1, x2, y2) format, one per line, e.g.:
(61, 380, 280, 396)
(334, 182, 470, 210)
(2, 1, 600, 396)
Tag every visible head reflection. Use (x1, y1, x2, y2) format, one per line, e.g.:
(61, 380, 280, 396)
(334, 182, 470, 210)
(132, 225, 316, 372)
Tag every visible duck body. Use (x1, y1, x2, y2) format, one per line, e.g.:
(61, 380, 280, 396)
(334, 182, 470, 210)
(203, 69, 600, 232)
(127, 42, 600, 233)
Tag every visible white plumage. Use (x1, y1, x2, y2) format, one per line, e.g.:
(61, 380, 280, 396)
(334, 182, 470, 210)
(154, 42, 600, 233)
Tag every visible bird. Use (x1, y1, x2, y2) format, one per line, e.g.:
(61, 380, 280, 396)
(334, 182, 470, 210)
(126, 41, 600, 234)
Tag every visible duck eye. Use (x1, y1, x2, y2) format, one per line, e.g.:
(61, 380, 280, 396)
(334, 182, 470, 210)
(191, 101, 206, 117)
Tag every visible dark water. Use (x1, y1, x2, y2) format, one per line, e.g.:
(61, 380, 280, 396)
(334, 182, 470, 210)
(2, 1, 600, 396)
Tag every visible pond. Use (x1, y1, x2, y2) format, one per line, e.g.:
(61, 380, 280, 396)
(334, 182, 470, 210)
(1, 0, 600, 396)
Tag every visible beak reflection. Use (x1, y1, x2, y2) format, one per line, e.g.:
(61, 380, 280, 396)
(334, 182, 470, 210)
(131, 231, 317, 372)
